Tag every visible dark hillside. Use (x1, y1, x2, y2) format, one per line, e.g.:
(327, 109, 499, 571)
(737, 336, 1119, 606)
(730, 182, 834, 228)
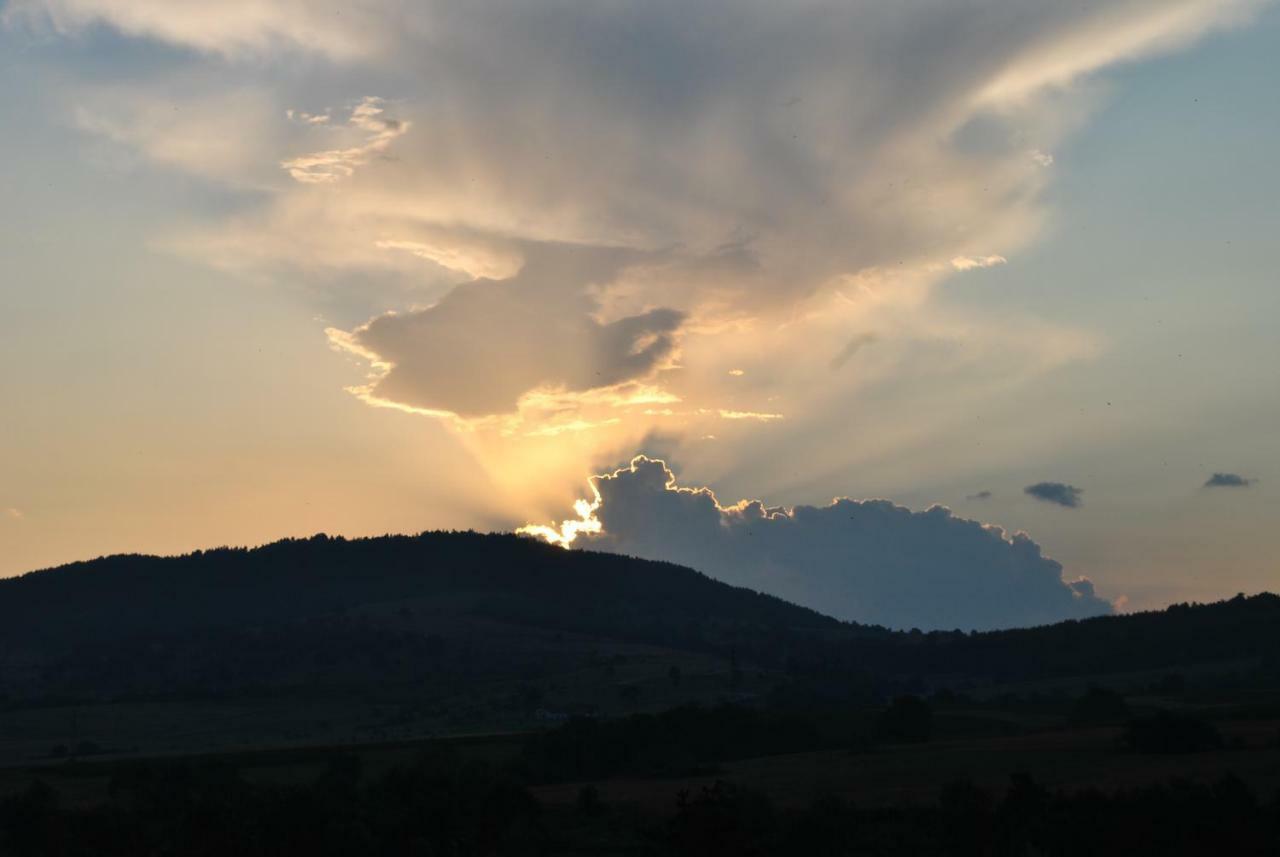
(0, 531, 841, 650)
(2, 531, 1277, 718)
(806, 592, 1280, 688)
(0, 532, 848, 710)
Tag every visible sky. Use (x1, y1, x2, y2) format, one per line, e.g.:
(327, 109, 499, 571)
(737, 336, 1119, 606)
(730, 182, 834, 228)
(1, 1, 1277, 628)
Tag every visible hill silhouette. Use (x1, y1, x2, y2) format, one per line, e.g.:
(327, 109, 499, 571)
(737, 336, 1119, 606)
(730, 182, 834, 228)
(2, 532, 1277, 710)
(0, 531, 840, 650)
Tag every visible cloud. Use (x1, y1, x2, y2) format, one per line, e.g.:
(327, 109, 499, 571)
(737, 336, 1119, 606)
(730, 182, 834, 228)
(328, 244, 685, 419)
(1031, 149, 1056, 167)
(15, 0, 1265, 510)
(951, 255, 1009, 272)
(71, 85, 284, 186)
(1024, 481, 1083, 508)
(281, 97, 409, 184)
(717, 410, 783, 422)
(1204, 472, 1255, 488)
(522, 456, 1112, 631)
(3, 0, 392, 60)
(966, 490, 994, 501)
(4, 507, 24, 520)
(22, 0, 1262, 435)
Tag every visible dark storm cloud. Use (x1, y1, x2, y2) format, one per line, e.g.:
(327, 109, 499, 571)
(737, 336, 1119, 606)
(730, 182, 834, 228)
(1024, 482, 1082, 508)
(544, 457, 1111, 631)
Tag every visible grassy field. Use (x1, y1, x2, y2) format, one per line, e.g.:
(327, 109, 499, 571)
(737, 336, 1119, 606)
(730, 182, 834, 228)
(533, 718, 1280, 812)
(0, 639, 755, 768)
(5, 705, 1277, 814)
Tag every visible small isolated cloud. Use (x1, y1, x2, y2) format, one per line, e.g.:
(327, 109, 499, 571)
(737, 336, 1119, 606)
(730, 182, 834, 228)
(1031, 149, 1055, 167)
(717, 410, 784, 422)
(1024, 481, 1083, 508)
(1204, 472, 1255, 488)
(4, 507, 24, 520)
(966, 490, 993, 501)
(522, 456, 1111, 631)
(950, 255, 1008, 272)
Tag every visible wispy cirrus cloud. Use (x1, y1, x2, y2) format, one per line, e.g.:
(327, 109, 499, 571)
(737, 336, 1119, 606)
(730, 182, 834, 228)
(3, 0, 394, 59)
(70, 85, 284, 187)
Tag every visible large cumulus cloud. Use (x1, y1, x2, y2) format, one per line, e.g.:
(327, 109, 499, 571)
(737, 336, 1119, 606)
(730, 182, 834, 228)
(12, 0, 1264, 426)
(525, 456, 1112, 631)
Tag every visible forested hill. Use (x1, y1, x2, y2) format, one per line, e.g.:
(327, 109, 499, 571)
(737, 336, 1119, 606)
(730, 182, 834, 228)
(0, 531, 842, 649)
(2, 531, 1277, 703)
(812, 591, 1280, 686)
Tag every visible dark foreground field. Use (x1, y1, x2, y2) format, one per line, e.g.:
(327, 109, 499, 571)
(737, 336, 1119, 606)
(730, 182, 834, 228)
(3, 688, 1279, 855)
(533, 719, 1280, 812)
(4, 534, 1280, 853)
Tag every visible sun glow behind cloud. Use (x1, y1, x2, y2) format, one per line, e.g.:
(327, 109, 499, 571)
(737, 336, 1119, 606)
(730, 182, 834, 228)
(517, 497, 603, 547)
(20, 0, 1256, 446)
(521, 456, 1112, 630)
(2, 0, 1273, 607)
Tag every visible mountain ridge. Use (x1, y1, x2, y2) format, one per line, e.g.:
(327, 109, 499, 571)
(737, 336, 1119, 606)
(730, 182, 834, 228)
(3, 531, 1277, 703)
